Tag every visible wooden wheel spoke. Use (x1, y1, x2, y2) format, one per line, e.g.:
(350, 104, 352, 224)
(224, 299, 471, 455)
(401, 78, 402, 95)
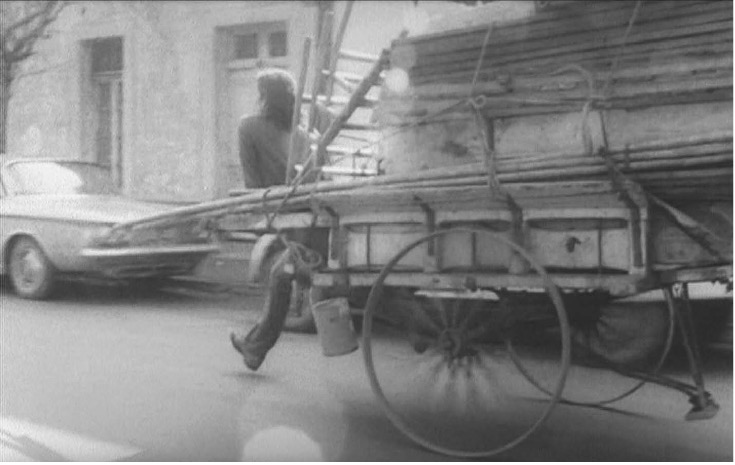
(456, 299, 485, 334)
(434, 298, 451, 328)
(407, 296, 443, 336)
(419, 296, 451, 330)
(411, 309, 443, 338)
(465, 316, 496, 342)
(449, 298, 462, 328)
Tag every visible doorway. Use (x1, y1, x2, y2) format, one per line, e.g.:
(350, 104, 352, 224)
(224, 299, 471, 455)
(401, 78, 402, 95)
(86, 37, 124, 188)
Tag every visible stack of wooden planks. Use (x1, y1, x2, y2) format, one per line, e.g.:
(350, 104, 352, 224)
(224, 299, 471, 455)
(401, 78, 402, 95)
(118, 1, 731, 238)
(373, 0, 732, 202)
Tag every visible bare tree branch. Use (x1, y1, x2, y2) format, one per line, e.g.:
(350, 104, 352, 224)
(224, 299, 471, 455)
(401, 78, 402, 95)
(2, 1, 57, 43)
(8, 2, 66, 62)
(0, 0, 67, 153)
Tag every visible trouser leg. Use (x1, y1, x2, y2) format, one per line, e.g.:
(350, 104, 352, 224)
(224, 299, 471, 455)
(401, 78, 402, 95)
(242, 269, 293, 359)
(241, 250, 298, 358)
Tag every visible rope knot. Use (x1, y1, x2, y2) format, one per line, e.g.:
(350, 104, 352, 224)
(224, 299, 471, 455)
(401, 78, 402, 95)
(468, 94, 488, 111)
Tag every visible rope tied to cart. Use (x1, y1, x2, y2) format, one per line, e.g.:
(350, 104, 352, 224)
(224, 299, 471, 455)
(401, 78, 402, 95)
(467, 23, 503, 196)
(258, 159, 325, 279)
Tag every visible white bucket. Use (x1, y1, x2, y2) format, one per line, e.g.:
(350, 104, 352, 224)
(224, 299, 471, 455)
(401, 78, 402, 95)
(311, 297, 359, 356)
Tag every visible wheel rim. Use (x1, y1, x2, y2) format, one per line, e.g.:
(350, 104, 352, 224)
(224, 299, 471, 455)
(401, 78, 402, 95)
(362, 227, 571, 458)
(11, 244, 47, 293)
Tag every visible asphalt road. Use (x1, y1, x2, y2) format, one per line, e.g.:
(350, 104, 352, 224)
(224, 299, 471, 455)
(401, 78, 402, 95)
(0, 281, 732, 461)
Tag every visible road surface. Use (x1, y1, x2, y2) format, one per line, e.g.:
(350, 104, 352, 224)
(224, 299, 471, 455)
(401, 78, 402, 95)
(0, 281, 731, 461)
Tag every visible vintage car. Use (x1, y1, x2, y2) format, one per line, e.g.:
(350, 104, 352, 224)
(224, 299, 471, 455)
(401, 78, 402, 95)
(0, 158, 219, 299)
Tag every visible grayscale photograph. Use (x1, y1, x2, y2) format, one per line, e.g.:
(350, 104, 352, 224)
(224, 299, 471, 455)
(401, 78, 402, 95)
(0, 0, 732, 461)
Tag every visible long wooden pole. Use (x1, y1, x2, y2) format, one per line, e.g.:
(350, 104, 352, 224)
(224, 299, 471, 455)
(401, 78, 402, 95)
(325, 0, 354, 105)
(286, 37, 312, 185)
(307, 9, 334, 134)
(112, 132, 731, 231)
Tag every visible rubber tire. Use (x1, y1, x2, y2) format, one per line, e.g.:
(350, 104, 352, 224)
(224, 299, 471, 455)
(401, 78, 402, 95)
(9, 237, 55, 300)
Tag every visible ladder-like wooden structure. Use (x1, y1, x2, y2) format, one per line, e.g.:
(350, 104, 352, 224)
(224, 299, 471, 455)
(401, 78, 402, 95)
(286, 1, 389, 184)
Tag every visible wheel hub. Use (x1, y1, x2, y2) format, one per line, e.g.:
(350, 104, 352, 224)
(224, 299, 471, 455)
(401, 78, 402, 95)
(438, 329, 477, 361)
(19, 250, 43, 287)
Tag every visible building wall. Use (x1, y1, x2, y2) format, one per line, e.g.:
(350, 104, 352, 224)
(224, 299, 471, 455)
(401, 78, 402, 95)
(6, 1, 459, 203)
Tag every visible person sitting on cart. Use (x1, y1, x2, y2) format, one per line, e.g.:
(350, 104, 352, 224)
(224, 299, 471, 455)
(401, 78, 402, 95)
(229, 68, 327, 371)
(236, 68, 309, 188)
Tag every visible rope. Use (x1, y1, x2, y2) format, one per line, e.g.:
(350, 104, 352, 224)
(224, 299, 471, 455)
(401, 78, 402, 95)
(467, 25, 508, 200)
(469, 98, 502, 194)
(267, 164, 319, 229)
(601, 0, 643, 98)
(470, 25, 494, 93)
(279, 237, 323, 273)
(261, 188, 276, 230)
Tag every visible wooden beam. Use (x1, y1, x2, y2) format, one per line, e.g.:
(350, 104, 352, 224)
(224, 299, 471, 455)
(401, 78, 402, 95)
(339, 49, 380, 64)
(326, 0, 354, 103)
(307, 9, 334, 133)
(286, 37, 312, 184)
(302, 93, 378, 107)
(322, 69, 357, 93)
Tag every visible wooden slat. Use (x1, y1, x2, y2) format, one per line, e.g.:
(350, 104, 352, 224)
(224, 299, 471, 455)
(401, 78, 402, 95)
(339, 49, 380, 63)
(402, 3, 731, 71)
(406, 19, 732, 81)
(396, 54, 732, 102)
(659, 265, 733, 284)
(302, 93, 378, 107)
(326, 0, 354, 102)
(408, 33, 733, 86)
(395, 1, 728, 60)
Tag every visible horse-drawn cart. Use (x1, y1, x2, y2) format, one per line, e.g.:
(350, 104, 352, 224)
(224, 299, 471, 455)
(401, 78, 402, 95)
(107, 0, 732, 457)
(216, 166, 729, 457)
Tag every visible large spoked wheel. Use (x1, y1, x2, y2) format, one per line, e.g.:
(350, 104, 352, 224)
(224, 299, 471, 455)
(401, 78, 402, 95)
(508, 298, 675, 407)
(362, 228, 571, 458)
(9, 237, 56, 300)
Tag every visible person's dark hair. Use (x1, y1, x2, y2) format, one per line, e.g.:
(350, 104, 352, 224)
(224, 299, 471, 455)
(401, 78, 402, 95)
(257, 68, 296, 131)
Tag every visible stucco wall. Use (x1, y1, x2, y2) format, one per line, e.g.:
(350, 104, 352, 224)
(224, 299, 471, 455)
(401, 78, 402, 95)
(7, 1, 315, 203)
(6, 1, 461, 203)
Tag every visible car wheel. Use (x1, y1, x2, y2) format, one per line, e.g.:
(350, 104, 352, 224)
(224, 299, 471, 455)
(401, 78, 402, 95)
(9, 237, 55, 300)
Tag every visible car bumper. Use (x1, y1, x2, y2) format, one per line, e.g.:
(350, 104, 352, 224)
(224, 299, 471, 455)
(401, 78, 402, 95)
(81, 244, 220, 278)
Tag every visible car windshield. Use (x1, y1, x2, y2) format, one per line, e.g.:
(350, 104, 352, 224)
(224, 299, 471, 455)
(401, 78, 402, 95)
(6, 161, 118, 195)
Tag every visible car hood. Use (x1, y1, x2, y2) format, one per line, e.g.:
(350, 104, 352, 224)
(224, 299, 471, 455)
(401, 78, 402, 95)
(2, 195, 175, 225)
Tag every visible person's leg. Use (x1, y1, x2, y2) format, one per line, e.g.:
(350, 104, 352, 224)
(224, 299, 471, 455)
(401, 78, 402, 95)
(231, 250, 295, 370)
